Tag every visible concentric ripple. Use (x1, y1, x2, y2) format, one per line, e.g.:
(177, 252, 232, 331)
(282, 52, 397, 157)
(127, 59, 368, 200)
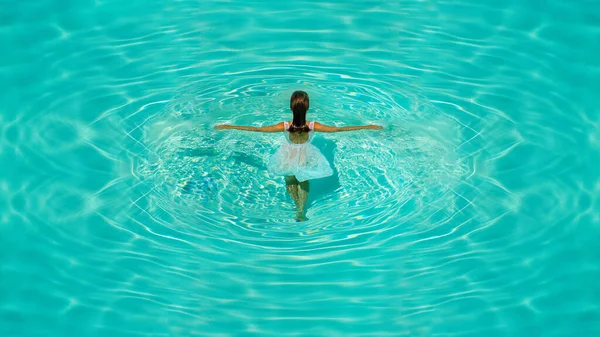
(135, 66, 470, 246)
(2, 0, 599, 336)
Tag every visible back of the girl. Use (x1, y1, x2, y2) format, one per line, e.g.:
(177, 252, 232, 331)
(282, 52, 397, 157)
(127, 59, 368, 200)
(286, 121, 314, 145)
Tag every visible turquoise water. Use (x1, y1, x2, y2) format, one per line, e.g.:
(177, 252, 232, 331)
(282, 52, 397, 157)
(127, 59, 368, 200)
(2, 0, 599, 335)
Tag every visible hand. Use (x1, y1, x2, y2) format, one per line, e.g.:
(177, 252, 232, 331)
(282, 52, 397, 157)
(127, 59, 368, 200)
(367, 125, 383, 130)
(214, 125, 231, 130)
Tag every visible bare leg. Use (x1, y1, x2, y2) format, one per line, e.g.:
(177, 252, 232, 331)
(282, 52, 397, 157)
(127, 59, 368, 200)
(296, 180, 310, 221)
(285, 176, 299, 205)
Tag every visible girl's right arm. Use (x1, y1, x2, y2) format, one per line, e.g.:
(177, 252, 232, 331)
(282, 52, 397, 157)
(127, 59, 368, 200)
(214, 122, 284, 132)
(313, 122, 383, 132)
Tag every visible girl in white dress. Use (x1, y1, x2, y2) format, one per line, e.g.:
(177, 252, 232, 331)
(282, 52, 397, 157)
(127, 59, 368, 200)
(215, 91, 382, 221)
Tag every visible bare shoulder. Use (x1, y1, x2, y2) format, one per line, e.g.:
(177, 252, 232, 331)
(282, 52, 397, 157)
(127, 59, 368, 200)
(259, 121, 286, 132)
(271, 121, 286, 128)
(312, 121, 338, 132)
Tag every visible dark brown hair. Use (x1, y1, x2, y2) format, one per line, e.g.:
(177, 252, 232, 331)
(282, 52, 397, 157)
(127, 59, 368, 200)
(289, 90, 310, 133)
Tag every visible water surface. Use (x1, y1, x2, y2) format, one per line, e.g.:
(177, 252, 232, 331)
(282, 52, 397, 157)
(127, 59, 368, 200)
(1, 0, 599, 336)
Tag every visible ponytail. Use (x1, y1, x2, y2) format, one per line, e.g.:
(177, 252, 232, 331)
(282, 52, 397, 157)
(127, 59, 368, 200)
(288, 91, 311, 133)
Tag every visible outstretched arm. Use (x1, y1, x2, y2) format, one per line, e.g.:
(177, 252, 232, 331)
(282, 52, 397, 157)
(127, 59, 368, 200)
(313, 122, 383, 133)
(214, 122, 284, 133)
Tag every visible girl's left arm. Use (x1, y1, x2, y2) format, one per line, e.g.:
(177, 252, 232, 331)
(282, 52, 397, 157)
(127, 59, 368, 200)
(214, 122, 284, 133)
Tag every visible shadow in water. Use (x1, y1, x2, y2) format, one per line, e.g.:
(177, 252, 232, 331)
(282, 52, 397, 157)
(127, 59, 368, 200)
(177, 137, 339, 213)
(179, 147, 218, 158)
(231, 151, 267, 170)
(308, 136, 341, 205)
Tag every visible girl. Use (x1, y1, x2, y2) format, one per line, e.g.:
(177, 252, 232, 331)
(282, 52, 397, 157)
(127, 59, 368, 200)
(215, 90, 382, 221)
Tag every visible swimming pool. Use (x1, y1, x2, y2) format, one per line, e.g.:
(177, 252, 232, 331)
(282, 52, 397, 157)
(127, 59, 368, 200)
(1, 0, 599, 335)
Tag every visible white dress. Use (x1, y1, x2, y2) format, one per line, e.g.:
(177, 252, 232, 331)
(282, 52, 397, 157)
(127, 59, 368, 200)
(267, 121, 333, 182)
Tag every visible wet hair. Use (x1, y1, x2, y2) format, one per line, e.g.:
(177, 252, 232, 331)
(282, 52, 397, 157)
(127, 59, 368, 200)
(288, 90, 311, 133)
